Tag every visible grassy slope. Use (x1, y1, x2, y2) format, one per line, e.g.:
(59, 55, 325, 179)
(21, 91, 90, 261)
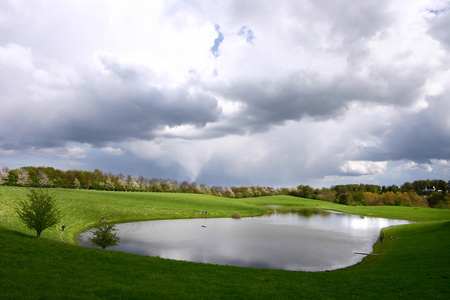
(1, 187, 449, 299)
(0, 187, 269, 244)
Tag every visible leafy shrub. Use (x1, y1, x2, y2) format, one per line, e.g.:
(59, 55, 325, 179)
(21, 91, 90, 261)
(231, 212, 241, 219)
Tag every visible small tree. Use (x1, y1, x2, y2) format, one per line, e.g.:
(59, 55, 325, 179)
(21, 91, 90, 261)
(16, 189, 62, 239)
(89, 224, 120, 249)
(73, 178, 81, 189)
(16, 168, 30, 186)
(0, 170, 8, 185)
(37, 170, 53, 187)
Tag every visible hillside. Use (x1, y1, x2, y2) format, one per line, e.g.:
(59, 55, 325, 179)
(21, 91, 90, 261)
(1, 187, 449, 299)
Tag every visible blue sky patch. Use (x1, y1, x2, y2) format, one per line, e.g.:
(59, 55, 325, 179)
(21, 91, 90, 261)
(238, 26, 255, 43)
(210, 24, 224, 57)
(427, 7, 448, 15)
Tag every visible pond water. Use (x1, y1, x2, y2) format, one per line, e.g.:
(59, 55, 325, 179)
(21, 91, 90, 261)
(77, 210, 412, 271)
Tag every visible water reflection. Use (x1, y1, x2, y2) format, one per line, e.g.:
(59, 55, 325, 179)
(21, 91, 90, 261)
(291, 208, 331, 217)
(78, 210, 411, 272)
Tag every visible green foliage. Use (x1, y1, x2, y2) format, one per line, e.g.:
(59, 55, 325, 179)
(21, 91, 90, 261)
(7, 169, 18, 185)
(297, 184, 314, 198)
(290, 180, 450, 209)
(15, 189, 62, 239)
(338, 193, 351, 205)
(2, 167, 449, 210)
(89, 224, 120, 249)
(428, 192, 450, 208)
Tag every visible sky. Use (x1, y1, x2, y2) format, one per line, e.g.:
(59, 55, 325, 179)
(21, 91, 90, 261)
(0, 0, 449, 189)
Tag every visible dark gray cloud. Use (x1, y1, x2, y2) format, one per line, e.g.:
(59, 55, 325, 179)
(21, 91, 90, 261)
(427, 7, 450, 48)
(209, 62, 428, 134)
(360, 93, 450, 163)
(311, 0, 393, 42)
(0, 53, 221, 149)
(1, 0, 449, 188)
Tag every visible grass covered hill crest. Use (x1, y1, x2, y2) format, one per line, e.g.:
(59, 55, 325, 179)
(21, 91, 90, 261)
(1, 166, 449, 208)
(0, 186, 449, 298)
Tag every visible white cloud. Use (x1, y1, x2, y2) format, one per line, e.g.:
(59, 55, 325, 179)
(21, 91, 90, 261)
(431, 159, 450, 170)
(340, 161, 388, 175)
(26, 144, 90, 160)
(0, 43, 34, 72)
(65, 146, 89, 159)
(100, 147, 125, 156)
(0, 149, 15, 156)
(396, 161, 433, 172)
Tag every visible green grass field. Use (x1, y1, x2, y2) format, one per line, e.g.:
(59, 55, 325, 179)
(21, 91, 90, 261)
(1, 186, 449, 299)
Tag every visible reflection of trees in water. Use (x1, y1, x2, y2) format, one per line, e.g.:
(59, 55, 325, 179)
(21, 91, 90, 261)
(296, 209, 331, 218)
(296, 209, 315, 217)
(271, 208, 332, 218)
(317, 210, 331, 217)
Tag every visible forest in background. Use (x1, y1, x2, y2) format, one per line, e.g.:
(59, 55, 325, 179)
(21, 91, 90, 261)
(1, 166, 449, 209)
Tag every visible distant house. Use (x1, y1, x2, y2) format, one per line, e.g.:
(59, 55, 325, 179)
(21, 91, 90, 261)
(423, 186, 436, 192)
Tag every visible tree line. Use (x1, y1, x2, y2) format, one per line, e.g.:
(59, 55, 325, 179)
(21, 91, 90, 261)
(1, 166, 449, 208)
(292, 181, 450, 208)
(0, 166, 276, 197)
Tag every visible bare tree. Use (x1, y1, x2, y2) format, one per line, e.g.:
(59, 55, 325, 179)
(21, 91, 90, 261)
(138, 175, 147, 187)
(179, 181, 189, 191)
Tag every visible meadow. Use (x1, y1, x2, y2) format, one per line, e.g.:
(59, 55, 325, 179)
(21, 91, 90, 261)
(1, 186, 449, 299)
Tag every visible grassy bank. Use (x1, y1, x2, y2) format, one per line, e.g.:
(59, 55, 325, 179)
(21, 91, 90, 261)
(1, 186, 449, 299)
(0, 187, 269, 244)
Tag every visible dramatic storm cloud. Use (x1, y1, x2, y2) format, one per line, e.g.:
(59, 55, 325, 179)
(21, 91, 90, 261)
(1, 0, 449, 188)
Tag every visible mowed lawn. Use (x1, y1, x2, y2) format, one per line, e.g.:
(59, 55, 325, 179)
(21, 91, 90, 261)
(1, 186, 449, 299)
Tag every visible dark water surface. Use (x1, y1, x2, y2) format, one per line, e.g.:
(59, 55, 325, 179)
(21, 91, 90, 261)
(78, 210, 411, 271)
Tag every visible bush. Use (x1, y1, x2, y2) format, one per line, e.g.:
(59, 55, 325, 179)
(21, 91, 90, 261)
(231, 212, 241, 219)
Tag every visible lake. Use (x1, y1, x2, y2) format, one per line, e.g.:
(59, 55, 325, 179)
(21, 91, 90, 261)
(77, 209, 412, 271)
